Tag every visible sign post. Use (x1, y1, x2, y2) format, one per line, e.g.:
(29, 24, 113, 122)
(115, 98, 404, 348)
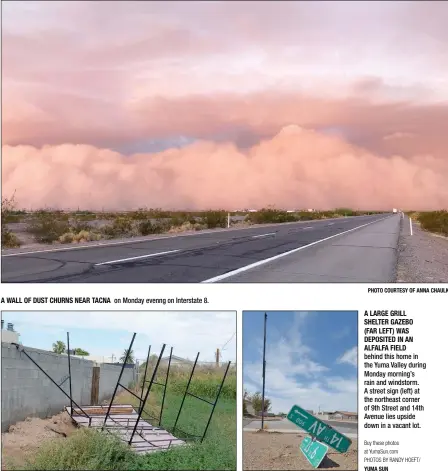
(287, 404, 352, 453)
(261, 313, 267, 430)
(300, 436, 329, 468)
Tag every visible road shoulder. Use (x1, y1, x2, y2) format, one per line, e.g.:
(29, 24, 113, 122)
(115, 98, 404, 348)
(397, 216, 448, 282)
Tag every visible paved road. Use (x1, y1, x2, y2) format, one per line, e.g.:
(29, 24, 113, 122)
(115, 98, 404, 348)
(1, 213, 399, 283)
(244, 418, 358, 436)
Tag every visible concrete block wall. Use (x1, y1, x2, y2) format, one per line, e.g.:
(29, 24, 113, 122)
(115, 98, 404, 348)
(2, 343, 135, 432)
(98, 363, 134, 403)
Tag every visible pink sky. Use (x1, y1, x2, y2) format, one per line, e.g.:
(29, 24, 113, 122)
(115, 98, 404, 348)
(2, 1, 448, 210)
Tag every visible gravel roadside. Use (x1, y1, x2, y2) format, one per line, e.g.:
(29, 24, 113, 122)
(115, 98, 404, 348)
(243, 431, 358, 470)
(396, 215, 448, 283)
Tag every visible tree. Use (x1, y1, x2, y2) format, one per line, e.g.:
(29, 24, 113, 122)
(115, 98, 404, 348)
(250, 391, 272, 415)
(74, 348, 89, 356)
(120, 348, 135, 364)
(243, 389, 250, 415)
(52, 340, 66, 354)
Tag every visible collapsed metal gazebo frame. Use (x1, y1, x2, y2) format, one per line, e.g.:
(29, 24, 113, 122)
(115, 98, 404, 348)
(11, 331, 231, 452)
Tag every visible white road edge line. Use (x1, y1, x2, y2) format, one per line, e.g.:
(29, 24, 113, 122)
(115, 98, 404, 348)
(303, 226, 313, 229)
(409, 217, 413, 236)
(201, 215, 392, 283)
(95, 249, 180, 266)
(1, 214, 382, 257)
(252, 233, 275, 239)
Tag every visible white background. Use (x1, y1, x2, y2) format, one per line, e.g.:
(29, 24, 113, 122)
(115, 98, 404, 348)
(1, 283, 447, 471)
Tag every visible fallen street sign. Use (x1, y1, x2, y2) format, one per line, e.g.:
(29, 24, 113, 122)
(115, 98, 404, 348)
(300, 436, 328, 468)
(287, 404, 352, 453)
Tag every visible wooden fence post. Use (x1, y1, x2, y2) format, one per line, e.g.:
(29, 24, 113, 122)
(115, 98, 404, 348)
(91, 366, 100, 405)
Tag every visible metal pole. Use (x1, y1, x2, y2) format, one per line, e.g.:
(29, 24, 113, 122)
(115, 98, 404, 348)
(261, 313, 267, 430)
(67, 332, 73, 417)
(159, 346, 172, 426)
(11, 343, 90, 419)
(201, 361, 231, 442)
(102, 333, 136, 429)
(129, 344, 166, 445)
(140, 345, 151, 406)
(173, 352, 199, 433)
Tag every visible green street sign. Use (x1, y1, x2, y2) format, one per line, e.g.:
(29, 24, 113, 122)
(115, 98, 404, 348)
(287, 404, 352, 453)
(300, 436, 328, 468)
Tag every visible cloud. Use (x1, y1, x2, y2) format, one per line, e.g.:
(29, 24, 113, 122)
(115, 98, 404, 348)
(2, 1, 448, 210)
(3, 122, 448, 210)
(332, 326, 351, 340)
(5, 311, 236, 363)
(337, 347, 358, 367)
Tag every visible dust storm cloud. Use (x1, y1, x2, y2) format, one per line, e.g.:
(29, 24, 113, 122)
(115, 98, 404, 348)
(2, 1, 447, 210)
(3, 125, 447, 211)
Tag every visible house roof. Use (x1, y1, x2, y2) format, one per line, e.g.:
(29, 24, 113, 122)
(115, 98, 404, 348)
(334, 411, 358, 416)
(161, 355, 192, 363)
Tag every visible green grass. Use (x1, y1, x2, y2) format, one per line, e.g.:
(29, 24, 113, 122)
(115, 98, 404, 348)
(414, 211, 448, 236)
(21, 367, 236, 471)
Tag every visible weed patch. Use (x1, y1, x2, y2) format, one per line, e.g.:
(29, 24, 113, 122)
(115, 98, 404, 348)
(201, 211, 227, 229)
(101, 217, 136, 238)
(416, 211, 448, 236)
(27, 215, 72, 243)
(247, 209, 298, 224)
(138, 220, 166, 235)
(2, 194, 23, 248)
(22, 368, 236, 471)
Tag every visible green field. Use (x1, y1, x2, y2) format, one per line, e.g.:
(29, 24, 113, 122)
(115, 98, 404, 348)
(21, 366, 236, 470)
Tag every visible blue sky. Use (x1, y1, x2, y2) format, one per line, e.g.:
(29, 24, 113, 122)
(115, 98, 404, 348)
(243, 311, 358, 414)
(1, 311, 236, 364)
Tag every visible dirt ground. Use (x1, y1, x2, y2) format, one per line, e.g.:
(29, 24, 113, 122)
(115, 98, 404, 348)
(1, 411, 77, 470)
(244, 431, 358, 470)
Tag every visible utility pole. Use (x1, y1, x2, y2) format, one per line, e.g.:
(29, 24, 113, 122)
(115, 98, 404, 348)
(215, 348, 220, 367)
(261, 313, 267, 430)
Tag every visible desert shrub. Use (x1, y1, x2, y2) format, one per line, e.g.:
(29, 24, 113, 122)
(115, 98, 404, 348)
(2, 228, 21, 248)
(138, 220, 166, 235)
(247, 209, 298, 224)
(334, 208, 359, 217)
(34, 209, 70, 221)
(294, 211, 322, 221)
(59, 232, 75, 243)
(69, 211, 97, 221)
(101, 217, 134, 238)
(201, 210, 227, 228)
(168, 221, 206, 233)
(69, 218, 93, 233)
(59, 230, 102, 244)
(27, 213, 71, 243)
(150, 208, 173, 219)
(1, 194, 22, 248)
(128, 208, 152, 220)
(417, 211, 448, 236)
(170, 212, 195, 228)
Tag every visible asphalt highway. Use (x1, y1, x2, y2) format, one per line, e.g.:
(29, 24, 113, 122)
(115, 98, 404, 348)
(1, 213, 399, 283)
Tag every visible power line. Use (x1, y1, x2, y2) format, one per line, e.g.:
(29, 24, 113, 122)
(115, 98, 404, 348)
(221, 332, 236, 351)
